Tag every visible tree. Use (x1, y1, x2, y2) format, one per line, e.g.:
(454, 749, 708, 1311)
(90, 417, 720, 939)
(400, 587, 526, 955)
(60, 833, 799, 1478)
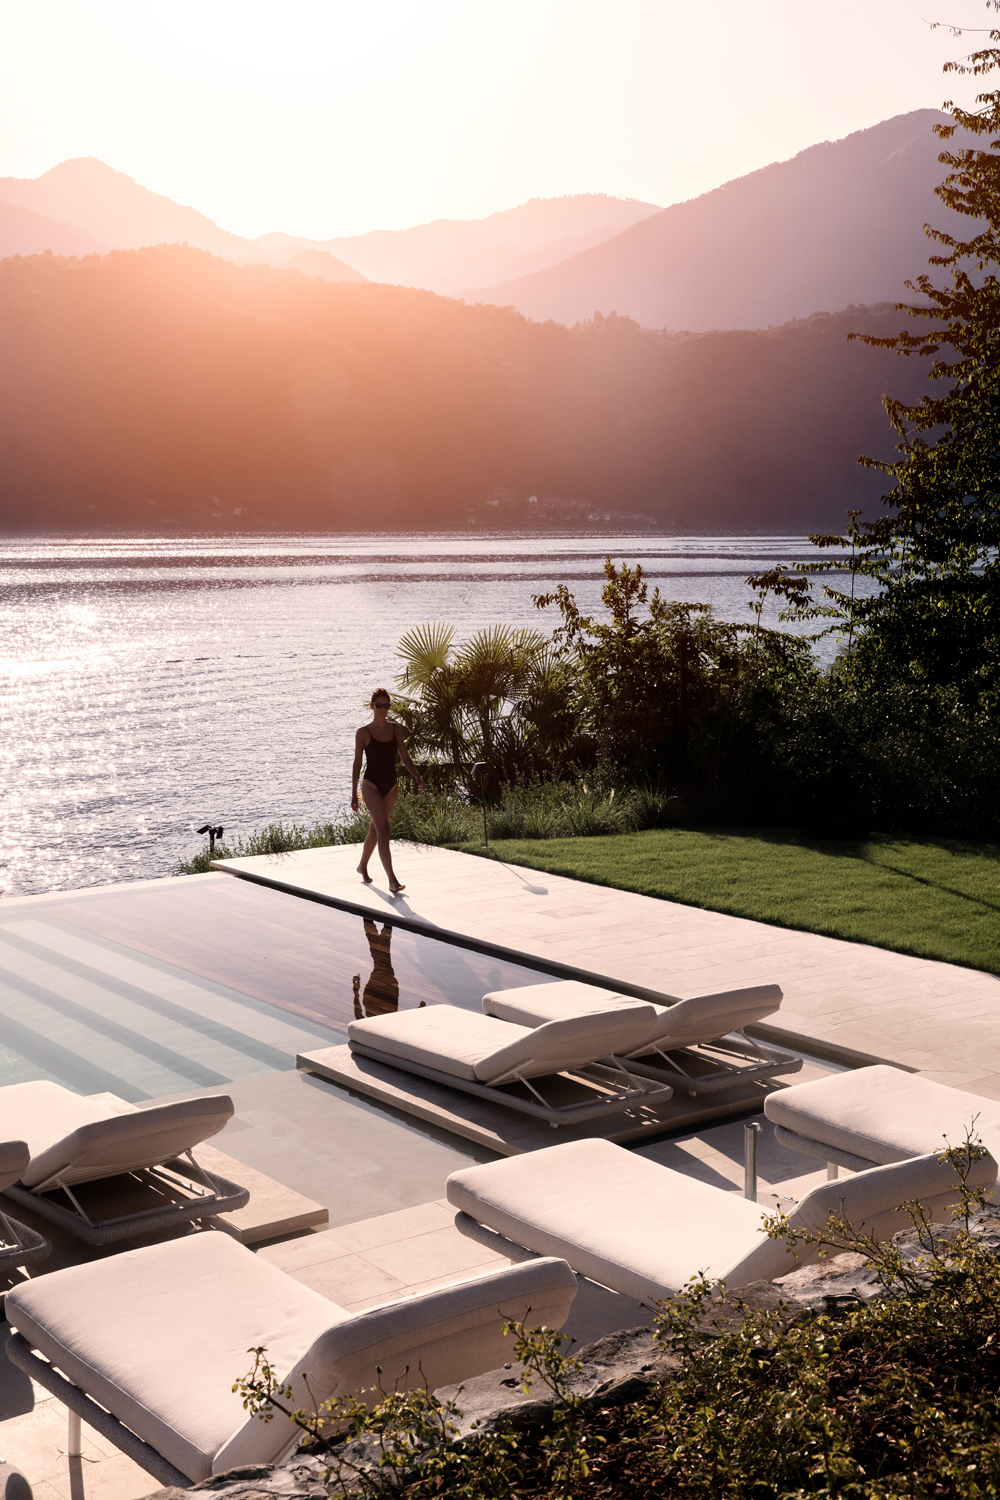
(393, 622, 575, 784)
(794, 6, 1000, 706)
(535, 559, 811, 780)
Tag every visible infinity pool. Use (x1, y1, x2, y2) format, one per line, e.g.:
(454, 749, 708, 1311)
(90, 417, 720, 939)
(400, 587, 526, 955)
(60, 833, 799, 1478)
(0, 872, 554, 1101)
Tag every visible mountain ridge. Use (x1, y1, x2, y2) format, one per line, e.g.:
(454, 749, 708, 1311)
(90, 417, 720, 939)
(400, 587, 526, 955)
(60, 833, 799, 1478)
(463, 110, 965, 329)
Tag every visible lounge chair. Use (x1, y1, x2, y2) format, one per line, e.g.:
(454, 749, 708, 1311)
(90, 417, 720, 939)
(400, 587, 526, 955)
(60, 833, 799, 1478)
(764, 1064, 1000, 1177)
(5, 1231, 577, 1487)
(0, 1081, 249, 1244)
(446, 1136, 996, 1303)
(0, 1140, 50, 1273)
(347, 1002, 674, 1126)
(482, 980, 802, 1095)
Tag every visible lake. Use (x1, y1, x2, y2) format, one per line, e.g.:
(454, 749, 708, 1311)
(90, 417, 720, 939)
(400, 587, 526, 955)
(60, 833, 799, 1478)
(0, 532, 856, 898)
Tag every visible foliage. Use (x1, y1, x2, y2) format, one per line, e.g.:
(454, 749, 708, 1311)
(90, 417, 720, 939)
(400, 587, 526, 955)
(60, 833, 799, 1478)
(233, 1320, 591, 1500)
(173, 779, 685, 875)
(783, 12, 1000, 706)
(393, 622, 575, 782)
(534, 557, 814, 784)
(173, 812, 370, 874)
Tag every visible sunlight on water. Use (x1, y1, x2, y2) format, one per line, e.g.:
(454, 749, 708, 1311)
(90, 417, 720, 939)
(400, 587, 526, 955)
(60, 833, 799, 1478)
(0, 531, 860, 899)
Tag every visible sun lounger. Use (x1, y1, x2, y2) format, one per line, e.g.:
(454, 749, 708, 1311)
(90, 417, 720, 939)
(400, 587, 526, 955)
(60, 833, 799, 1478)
(764, 1064, 1000, 1177)
(347, 1002, 674, 1125)
(482, 980, 802, 1095)
(0, 1140, 50, 1273)
(446, 1136, 996, 1304)
(5, 1230, 577, 1486)
(0, 1081, 249, 1244)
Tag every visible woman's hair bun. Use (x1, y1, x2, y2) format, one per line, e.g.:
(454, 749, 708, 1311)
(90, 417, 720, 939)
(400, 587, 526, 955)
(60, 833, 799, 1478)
(370, 687, 391, 703)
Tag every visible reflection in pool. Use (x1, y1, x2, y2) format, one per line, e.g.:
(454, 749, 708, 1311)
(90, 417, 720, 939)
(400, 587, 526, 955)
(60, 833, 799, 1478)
(353, 919, 403, 1019)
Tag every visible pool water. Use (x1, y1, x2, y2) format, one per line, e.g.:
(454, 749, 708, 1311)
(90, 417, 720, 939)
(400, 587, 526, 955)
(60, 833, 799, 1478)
(0, 872, 554, 1101)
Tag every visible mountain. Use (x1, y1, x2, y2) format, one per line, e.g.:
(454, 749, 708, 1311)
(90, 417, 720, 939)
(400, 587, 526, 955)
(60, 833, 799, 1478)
(283, 249, 367, 283)
(0, 158, 268, 260)
(255, 195, 662, 295)
(0, 162, 652, 297)
(0, 201, 108, 259)
(0, 245, 933, 533)
(465, 111, 968, 330)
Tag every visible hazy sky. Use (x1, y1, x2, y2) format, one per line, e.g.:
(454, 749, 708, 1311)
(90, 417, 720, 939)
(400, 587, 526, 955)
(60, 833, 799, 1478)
(1, 1, 993, 239)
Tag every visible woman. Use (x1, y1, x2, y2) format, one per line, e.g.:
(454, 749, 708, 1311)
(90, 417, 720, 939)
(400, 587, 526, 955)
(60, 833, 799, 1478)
(351, 688, 425, 893)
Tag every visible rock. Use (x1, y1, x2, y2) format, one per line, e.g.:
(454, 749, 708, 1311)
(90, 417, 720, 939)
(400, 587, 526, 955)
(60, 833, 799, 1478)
(435, 1324, 681, 1438)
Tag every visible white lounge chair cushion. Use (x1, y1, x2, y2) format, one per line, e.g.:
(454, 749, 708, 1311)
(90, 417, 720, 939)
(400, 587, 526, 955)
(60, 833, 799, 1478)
(0, 1080, 234, 1191)
(447, 1138, 997, 1302)
(0, 1141, 29, 1196)
(449, 1139, 773, 1301)
(6, 1232, 577, 1482)
(483, 982, 782, 1056)
(483, 981, 636, 1026)
(764, 1065, 1000, 1164)
(349, 1003, 656, 1085)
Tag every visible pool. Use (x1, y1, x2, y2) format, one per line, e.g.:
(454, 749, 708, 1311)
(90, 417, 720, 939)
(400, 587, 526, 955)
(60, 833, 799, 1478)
(0, 872, 556, 1102)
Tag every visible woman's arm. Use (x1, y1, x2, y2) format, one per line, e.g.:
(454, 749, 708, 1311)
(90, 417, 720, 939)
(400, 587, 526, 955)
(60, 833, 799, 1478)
(351, 728, 366, 811)
(395, 724, 426, 791)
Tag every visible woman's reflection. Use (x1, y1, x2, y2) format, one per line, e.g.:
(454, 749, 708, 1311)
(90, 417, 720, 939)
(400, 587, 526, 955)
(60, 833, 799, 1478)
(353, 918, 400, 1018)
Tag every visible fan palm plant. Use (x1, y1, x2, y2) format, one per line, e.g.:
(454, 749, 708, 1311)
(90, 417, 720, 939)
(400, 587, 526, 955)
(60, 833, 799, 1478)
(394, 621, 573, 781)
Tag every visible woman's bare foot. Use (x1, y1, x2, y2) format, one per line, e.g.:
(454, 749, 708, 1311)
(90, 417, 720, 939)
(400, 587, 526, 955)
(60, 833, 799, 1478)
(389, 881, 406, 895)
(357, 863, 372, 884)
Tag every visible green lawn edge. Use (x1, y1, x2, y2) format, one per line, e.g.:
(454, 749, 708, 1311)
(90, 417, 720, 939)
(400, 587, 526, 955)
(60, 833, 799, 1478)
(443, 827, 1000, 978)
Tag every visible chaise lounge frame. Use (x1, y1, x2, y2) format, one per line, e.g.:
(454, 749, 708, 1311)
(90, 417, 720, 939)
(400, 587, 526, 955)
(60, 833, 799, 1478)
(348, 1040, 674, 1126)
(3, 1150, 250, 1246)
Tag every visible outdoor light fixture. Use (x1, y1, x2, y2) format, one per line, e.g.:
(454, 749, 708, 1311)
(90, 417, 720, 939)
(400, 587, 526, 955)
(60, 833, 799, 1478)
(196, 823, 224, 854)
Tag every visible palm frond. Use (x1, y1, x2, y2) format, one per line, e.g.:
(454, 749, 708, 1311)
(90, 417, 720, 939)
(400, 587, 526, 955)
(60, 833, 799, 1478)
(395, 622, 456, 688)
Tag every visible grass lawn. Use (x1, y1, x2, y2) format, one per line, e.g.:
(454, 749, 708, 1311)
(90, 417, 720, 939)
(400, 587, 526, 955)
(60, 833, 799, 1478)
(472, 829, 1000, 976)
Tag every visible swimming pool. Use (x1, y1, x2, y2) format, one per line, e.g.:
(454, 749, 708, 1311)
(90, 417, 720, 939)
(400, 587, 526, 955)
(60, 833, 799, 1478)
(0, 872, 555, 1101)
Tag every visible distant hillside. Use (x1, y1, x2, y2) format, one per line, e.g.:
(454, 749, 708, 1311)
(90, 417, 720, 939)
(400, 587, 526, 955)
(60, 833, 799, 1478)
(466, 111, 968, 329)
(257, 195, 662, 295)
(0, 246, 935, 534)
(0, 158, 264, 259)
(283, 249, 367, 283)
(0, 200, 108, 259)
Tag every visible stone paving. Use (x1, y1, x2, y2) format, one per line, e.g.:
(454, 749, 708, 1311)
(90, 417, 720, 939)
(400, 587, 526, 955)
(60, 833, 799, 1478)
(215, 843, 1000, 1096)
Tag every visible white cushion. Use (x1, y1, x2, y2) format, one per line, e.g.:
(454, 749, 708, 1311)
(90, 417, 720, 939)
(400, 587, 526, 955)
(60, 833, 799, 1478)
(6, 1232, 577, 1483)
(0, 1083, 117, 1163)
(350, 1003, 657, 1085)
(449, 1139, 773, 1302)
(484, 982, 782, 1057)
(448, 1136, 992, 1301)
(630, 986, 783, 1055)
(0, 1141, 29, 1195)
(764, 1065, 1000, 1164)
(6, 1232, 345, 1482)
(483, 981, 636, 1026)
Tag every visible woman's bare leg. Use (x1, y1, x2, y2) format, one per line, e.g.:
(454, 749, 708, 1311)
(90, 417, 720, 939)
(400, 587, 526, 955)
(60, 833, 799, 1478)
(360, 783, 403, 890)
(357, 808, 378, 881)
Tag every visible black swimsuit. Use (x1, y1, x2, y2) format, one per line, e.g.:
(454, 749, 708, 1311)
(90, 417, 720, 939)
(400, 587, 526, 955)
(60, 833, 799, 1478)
(362, 729, 398, 796)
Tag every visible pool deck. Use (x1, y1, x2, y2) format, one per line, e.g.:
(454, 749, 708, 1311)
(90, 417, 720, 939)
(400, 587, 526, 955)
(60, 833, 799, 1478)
(215, 841, 1000, 1097)
(3, 841, 998, 1499)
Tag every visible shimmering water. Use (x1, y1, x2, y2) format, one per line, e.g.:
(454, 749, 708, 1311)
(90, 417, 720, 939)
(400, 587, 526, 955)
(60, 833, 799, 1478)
(0, 532, 855, 898)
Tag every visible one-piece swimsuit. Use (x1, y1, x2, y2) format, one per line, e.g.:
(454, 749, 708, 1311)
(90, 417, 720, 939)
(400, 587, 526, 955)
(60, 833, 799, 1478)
(363, 729, 398, 796)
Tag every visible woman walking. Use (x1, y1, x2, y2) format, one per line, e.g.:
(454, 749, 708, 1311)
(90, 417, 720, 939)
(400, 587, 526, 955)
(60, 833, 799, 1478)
(351, 688, 425, 893)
